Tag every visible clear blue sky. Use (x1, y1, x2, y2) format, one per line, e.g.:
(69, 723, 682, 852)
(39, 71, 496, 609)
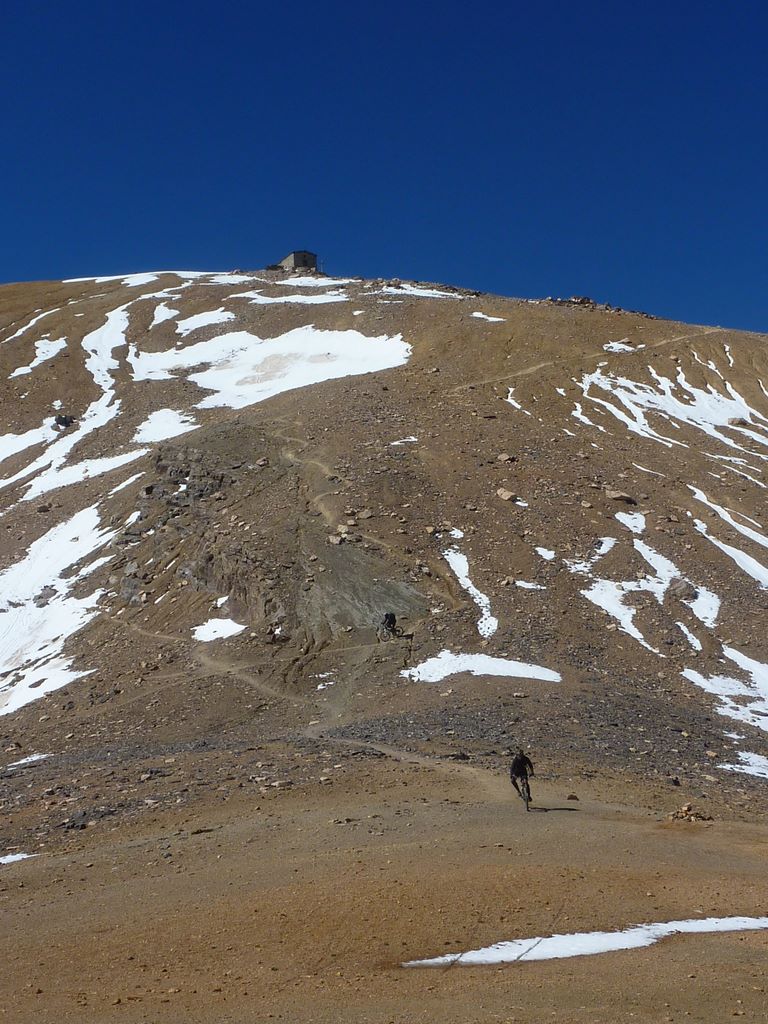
(2, 1, 766, 330)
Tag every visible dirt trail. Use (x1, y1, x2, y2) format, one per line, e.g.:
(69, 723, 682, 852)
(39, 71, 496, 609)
(194, 647, 310, 707)
(3, 747, 766, 1024)
(450, 326, 723, 393)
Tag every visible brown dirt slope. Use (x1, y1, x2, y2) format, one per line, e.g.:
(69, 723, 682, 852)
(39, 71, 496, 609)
(1, 269, 766, 1022)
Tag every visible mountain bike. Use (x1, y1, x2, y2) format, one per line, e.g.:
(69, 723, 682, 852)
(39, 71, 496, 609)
(514, 774, 531, 812)
(376, 619, 404, 642)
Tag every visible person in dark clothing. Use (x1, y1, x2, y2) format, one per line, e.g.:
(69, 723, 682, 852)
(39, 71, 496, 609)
(382, 612, 397, 632)
(509, 749, 534, 803)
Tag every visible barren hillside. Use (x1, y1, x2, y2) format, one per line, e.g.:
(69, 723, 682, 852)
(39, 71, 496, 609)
(1, 268, 766, 1023)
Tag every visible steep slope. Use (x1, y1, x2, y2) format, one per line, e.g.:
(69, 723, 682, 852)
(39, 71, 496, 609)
(1, 268, 767, 1023)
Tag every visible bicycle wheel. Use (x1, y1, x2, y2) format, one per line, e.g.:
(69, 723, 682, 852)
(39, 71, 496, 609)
(377, 625, 392, 643)
(520, 777, 531, 812)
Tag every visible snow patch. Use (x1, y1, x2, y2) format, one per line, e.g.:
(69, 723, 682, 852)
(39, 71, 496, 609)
(615, 512, 646, 534)
(603, 339, 644, 353)
(2, 308, 60, 345)
(279, 276, 354, 288)
(6, 753, 51, 769)
(133, 409, 198, 443)
(0, 420, 58, 467)
(471, 312, 505, 322)
(150, 302, 180, 327)
(9, 337, 68, 378)
(176, 308, 236, 336)
(109, 472, 144, 496)
(230, 289, 348, 305)
(381, 284, 459, 299)
(192, 619, 246, 642)
(442, 547, 498, 638)
(693, 518, 768, 589)
(401, 650, 560, 684)
(0, 853, 37, 865)
(506, 388, 532, 416)
(719, 751, 768, 780)
(689, 488, 767, 550)
(0, 506, 117, 716)
(576, 364, 768, 461)
(682, 647, 768, 734)
(128, 326, 411, 410)
(404, 916, 768, 967)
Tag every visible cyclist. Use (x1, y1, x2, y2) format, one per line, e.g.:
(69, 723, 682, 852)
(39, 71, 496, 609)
(509, 749, 534, 806)
(382, 612, 397, 633)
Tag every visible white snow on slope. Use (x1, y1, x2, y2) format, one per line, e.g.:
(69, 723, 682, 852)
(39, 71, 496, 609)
(0, 420, 58, 467)
(25, 451, 149, 501)
(564, 536, 720, 653)
(230, 289, 348, 305)
(150, 302, 179, 327)
(572, 402, 605, 431)
(719, 751, 768, 779)
(401, 651, 561, 684)
(133, 409, 198, 443)
(442, 546, 498, 637)
(381, 284, 460, 299)
(576, 364, 768, 459)
(0, 304, 150, 501)
(193, 618, 246, 642)
(205, 273, 261, 285)
(506, 388, 532, 416)
(108, 472, 144, 496)
(9, 337, 68, 378)
(0, 506, 116, 716)
(682, 647, 768, 734)
(404, 916, 768, 967)
(2, 308, 60, 344)
(6, 753, 51, 769)
(128, 326, 411, 410)
(471, 312, 505, 322)
(65, 270, 259, 287)
(0, 853, 37, 865)
(689, 488, 768, 550)
(68, 272, 162, 286)
(615, 512, 646, 534)
(604, 340, 643, 353)
(693, 518, 768, 589)
(677, 621, 703, 651)
(176, 308, 236, 336)
(279, 276, 354, 288)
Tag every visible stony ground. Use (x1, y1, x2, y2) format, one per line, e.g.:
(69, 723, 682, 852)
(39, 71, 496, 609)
(1, 270, 767, 1021)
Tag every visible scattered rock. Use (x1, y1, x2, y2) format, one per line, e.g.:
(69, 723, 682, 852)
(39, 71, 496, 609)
(667, 803, 713, 822)
(668, 578, 697, 601)
(496, 488, 517, 502)
(604, 489, 637, 504)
